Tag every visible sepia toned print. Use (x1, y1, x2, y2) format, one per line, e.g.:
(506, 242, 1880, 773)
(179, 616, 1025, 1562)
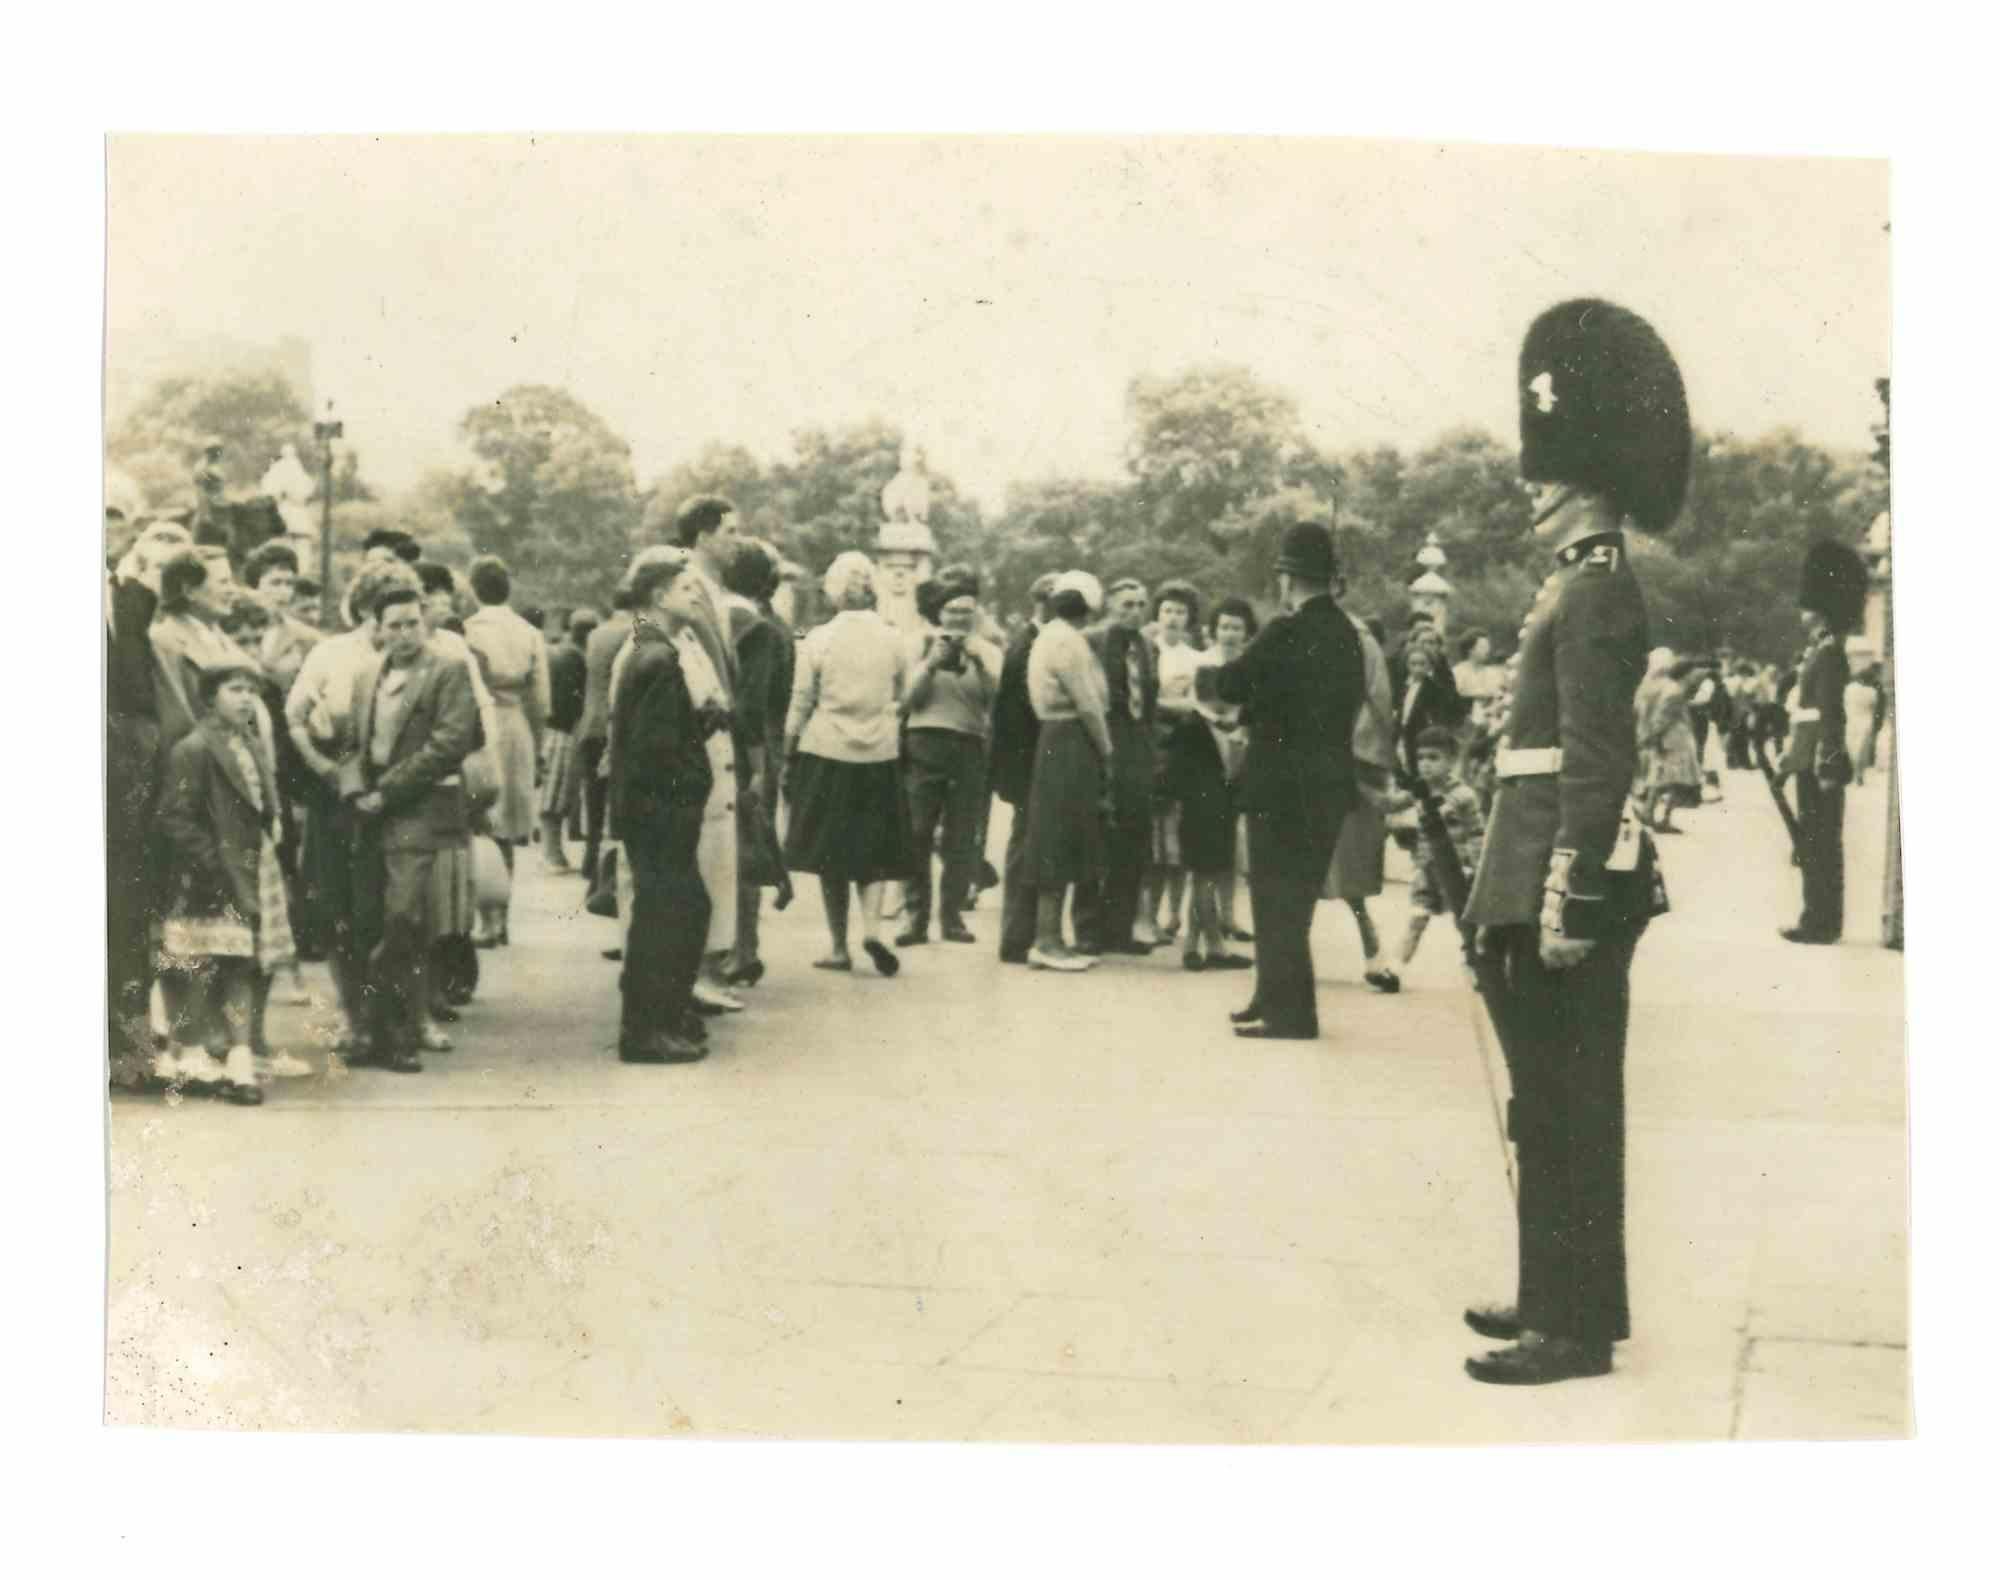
(103, 135, 1901, 1440)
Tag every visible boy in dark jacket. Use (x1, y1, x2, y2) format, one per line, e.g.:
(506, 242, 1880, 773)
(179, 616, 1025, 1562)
(609, 548, 717, 1063)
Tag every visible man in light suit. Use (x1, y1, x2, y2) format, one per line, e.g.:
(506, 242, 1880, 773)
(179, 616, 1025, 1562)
(345, 582, 480, 1072)
(671, 494, 751, 1011)
(1076, 578, 1159, 955)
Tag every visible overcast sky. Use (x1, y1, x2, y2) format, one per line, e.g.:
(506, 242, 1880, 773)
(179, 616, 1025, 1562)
(107, 136, 1888, 509)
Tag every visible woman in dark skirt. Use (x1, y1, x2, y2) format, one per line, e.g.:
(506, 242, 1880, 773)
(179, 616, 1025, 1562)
(1020, 571, 1116, 972)
(783, 551, 913, 976)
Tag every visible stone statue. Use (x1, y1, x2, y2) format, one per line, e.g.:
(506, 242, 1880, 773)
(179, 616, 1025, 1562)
(881, 441, 933, 526)
(259, 442, 318, 545)
(875, 441, 938, 633)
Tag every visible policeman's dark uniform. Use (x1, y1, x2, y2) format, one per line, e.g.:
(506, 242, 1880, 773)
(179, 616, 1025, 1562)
(1461, 299, 1686, 1384)
(1198, 523, 1364, 1039)
(1780, 541, 1867, 944)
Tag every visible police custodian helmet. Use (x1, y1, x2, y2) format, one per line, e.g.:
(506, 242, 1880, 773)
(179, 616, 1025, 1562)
(1799, 538, 1869, 632)
(1518, 298, 1692, 535)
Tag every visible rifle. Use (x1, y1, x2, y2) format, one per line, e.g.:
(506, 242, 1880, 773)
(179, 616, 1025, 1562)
(1410, 778, 1517, 1200)
(1752, 735, 1806, 865)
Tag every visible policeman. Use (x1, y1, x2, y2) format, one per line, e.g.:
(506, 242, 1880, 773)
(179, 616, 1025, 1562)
(1779, 540, 1868, 944)
(1194, 520, 1364, 1040)
(1459, 299, 1686, 1385)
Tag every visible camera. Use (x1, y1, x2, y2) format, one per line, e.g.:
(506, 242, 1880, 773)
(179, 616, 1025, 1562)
(936, 633, 966, 673)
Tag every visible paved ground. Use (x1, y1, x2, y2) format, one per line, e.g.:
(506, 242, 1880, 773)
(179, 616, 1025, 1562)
(107, 767, 1907, 1442)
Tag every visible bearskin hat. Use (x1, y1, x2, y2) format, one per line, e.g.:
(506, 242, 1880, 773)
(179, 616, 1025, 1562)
(1799, 539, 1869, 632)
(1518, 299, 1692, 534)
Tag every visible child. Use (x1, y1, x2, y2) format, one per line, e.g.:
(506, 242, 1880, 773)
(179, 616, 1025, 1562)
(1397, 726, 1487, 974)
(154, 658, 304, 1102)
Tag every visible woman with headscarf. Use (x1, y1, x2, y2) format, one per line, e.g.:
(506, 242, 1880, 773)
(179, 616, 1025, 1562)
(1635, 646, 1702, 833)
(1020, 570, 1116, 972)
(783, 551, 913, 976)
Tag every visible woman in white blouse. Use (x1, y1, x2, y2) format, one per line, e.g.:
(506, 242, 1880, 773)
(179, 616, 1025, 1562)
(782, 552, 913, 976)
(1020, 571, 1116, 972)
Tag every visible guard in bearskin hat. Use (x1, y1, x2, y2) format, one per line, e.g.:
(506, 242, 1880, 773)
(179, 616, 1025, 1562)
(1193, 520, 1366, 1039)
(1778, 539, 1868, 943)
(1459, 299, 1685, 1385)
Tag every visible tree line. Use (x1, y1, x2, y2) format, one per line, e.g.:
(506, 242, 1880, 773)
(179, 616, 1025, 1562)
(106, 363, 1887, 663)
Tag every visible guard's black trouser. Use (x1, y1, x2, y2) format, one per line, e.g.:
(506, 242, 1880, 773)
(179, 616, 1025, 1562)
(1477, 922, 1643, 1346)
(1795, 774, 1846, 939)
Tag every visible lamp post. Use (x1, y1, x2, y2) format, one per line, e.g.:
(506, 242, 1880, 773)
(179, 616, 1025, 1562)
(312, 403, 343, 629)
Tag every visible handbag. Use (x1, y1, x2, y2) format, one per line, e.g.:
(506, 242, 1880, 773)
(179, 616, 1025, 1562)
(462, 742, 502, 813)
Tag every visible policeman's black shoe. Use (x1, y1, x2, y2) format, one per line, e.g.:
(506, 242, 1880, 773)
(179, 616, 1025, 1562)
(895, 927, 929, 947)
(863, 939, 901, 977)
(620, 1031, 707, 1064)
(1183, 952, 1206, 972)
(1364, 968, 1402, 994)
(1107, 940, 1156, 955)
(1778, 926, 1841, 946)
(1463, 1304, 1522, 1342)
(941, 923, 977, 944)
(1465, 1334, 1612, 1386)
(1233, 1023, 1316, 1041)
(1209, 954, 1253, 971)
(1229, 1003, 1264, 1025)
(999, 948, 1029, 965)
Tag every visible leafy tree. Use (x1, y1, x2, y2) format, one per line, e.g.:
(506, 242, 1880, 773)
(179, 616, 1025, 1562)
(450, 385, 639, 608)
(640, 442, 786, 553)
(107, 369, 314, 510)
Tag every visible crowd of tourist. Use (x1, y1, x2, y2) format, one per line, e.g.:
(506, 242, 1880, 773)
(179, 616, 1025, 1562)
(105, 483, 1867, 1093)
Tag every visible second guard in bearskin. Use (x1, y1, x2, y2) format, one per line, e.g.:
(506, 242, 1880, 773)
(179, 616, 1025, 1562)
(1459, 298, 1684, 1385)
(1778, 539, 1868, 944)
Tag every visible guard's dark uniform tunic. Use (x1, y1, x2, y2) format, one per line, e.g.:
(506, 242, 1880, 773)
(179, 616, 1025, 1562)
(1781, 631, 1850, 940)
(1464, 529, 1652, 1347)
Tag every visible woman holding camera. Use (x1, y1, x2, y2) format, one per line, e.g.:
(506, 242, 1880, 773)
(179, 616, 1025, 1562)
(899, 568, 999, 947)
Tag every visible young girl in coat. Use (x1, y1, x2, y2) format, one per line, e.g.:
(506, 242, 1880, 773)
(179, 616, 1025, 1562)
(154, 658, 301, 1103)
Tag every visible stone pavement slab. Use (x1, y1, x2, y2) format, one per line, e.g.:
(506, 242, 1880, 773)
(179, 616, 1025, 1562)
(107, 767, 1906, 1442)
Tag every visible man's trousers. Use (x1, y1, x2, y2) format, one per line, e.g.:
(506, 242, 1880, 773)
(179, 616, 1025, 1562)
(622, 810, 709, 1041)
(1245, 807, 1344, 1035)
(107, 713, 162, 1062)
(577, 735, 609, 881)
(997, 797, 1036, 960)
(903, 728, 988, 935)
(1476, 922, 1642, 1346)
(353, 823, 436, 1056)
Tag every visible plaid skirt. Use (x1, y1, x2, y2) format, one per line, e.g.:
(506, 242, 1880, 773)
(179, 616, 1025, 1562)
(539, 728, 581, 819)
(158, 836, 296, 973)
